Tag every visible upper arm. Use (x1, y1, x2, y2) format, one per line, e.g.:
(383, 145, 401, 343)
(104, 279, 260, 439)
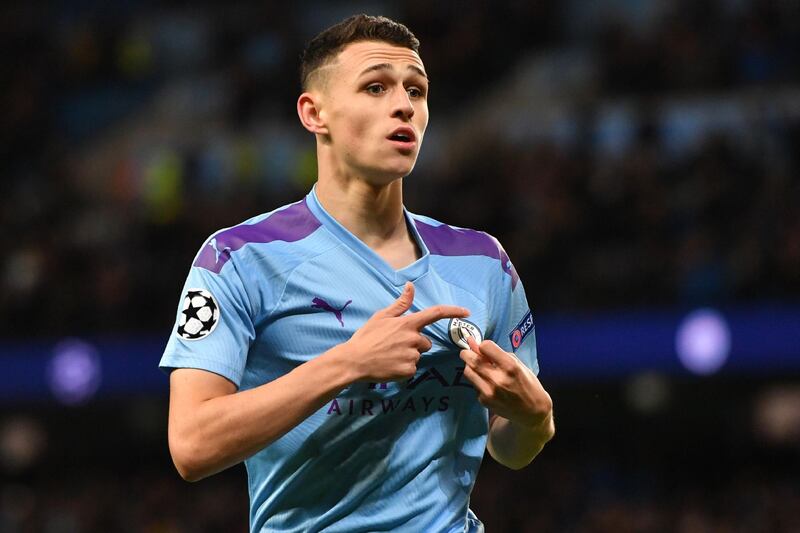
(167, 368, 237, 442)
(166, 368, 238, 480)
(489, 241, 538, 376)
(170, 367, 237, 404)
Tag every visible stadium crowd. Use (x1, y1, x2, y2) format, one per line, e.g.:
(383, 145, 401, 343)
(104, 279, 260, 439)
(2, 461, 798, 532)
(2, 0, 798, 336)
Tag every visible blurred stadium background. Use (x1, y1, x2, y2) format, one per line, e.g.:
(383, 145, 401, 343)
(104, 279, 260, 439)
(2, 1, 799, 531)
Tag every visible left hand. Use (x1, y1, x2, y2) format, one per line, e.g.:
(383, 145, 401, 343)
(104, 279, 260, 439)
(460, 336, 552, 429)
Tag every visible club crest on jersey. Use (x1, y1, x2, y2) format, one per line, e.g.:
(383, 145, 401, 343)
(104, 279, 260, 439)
(509, 310, 534, 351)
(176, 288, 220, 340)
(448, 318, 483, 349)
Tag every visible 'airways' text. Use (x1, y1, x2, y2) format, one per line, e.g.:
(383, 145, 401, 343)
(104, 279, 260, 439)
(325, 365, 472, 417)
(327, 396, 449, 416)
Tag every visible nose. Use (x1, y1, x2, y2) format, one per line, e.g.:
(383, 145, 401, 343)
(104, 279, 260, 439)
(391, 89, 414, 120)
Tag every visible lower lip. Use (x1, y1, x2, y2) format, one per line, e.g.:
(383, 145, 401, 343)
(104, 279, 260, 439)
(388, 139, 416, 151)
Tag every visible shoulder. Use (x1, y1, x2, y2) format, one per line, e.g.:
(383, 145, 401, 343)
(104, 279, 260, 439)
(409, 212, 519, 289)
(193, 197, 324, 275)
(410, 212, 503, 258)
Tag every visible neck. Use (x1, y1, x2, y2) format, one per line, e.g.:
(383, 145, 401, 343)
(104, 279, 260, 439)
(315, 172, 407, 248)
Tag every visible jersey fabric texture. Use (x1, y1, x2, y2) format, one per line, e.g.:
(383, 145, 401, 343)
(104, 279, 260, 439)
(160, 186, 539, 533)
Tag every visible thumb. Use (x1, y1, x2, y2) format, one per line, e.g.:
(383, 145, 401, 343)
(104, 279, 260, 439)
(375, 282, 415, 318)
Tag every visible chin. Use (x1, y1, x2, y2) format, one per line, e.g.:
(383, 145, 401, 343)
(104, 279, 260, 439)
(387, 164, 417, 180)
(387, 156, 419, 177)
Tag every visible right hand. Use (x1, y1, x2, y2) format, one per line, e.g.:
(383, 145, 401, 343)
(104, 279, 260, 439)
(344, 282, 470, 382)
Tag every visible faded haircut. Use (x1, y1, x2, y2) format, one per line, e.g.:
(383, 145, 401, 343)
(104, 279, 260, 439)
(300, 14, 420, 90)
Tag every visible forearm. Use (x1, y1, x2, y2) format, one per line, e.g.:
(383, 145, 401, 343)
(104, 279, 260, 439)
(169, 345, 356, 481)
(487, 411, 555, 470)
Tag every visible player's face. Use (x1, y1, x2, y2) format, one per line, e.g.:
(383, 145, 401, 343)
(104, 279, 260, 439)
(321, 41, 429, 184)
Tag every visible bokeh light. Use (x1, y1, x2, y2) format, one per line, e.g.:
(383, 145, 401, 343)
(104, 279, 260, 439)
(625, 372, 671, 414)
(47, 339, 102, 405)
(0, 417, 46, 472)
(675, 309, 731, 375)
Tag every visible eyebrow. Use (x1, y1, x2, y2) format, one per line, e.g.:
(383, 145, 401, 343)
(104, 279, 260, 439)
(357, 63, 428, 80)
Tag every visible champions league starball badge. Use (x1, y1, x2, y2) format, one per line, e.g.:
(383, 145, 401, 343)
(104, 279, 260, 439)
(176, 288, 220, 340)
(448, 318, 483, 349)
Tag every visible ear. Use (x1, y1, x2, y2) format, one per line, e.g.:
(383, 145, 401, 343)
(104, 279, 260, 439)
(297, 92, 329, 135)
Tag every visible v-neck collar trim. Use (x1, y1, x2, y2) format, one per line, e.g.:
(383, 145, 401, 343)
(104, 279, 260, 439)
(306, 185, 431, 286)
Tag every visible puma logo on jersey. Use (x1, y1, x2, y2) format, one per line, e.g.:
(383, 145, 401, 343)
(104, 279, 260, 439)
(312, 297, 353, 327)
(208, 238, 232, 264)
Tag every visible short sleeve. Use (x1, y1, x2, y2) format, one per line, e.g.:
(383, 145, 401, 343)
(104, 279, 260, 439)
(159, 255, 255, 388)
(490, 257, 539, 376)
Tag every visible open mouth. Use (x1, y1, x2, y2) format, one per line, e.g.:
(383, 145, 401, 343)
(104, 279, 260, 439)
(387, 127, 416, 145)
(389, 133, 412, 142)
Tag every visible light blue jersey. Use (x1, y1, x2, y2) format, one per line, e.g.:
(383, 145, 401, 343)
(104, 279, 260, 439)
(160, 186, 538, 533)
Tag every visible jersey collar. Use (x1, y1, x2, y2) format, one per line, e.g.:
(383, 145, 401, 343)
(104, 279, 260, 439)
(306, 185, 430, 286)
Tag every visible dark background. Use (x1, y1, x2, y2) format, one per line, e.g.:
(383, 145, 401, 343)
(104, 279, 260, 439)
(1, 1, 799, 531)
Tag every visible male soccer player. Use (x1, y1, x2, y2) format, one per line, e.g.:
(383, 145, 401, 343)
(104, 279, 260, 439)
(161, 14, 554, 533)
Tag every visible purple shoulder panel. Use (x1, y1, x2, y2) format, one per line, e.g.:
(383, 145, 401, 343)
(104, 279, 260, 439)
(194, 199, 321, 274)
(414, 219, 519, 288)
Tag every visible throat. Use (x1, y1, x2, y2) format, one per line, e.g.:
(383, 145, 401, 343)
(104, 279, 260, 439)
(373, 233, 423, 270)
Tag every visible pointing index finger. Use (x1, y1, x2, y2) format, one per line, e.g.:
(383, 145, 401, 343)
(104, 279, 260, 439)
(406, 305, 470, 330)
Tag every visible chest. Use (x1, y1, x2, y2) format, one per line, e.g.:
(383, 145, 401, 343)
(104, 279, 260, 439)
(247, 259, 491, 377)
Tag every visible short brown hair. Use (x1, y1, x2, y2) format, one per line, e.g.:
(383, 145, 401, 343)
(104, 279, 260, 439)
(300, 14, 420, 90)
